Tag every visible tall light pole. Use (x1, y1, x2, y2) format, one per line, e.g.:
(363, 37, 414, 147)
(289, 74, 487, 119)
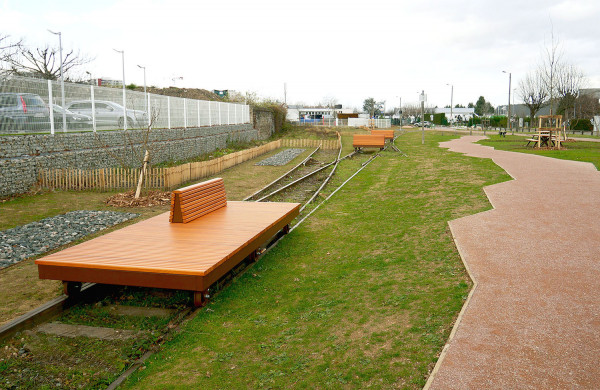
(503, 70, 511, 134)
(48, 29, 66, 132)
(446, 83, 454, 132)
(513, 88, 517, 131)
(171, 76, 183, 87)
(395, 96, 402, 127)
(137, 64, 147, 114)
(420, 90, 426, 145)
(114, 49, 127, 130)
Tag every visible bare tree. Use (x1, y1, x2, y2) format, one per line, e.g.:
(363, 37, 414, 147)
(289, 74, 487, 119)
(0, 34, 21, 71)
(556, 64, 585, 120)
(402, 103, 421, 118)
(5, 43, 92, 80)
(323, 95, 338, 119)
(574, 93, 600, 119)
(518, 70, 548, 123)
(94, 106, 169, 197)
(539, 28, 563, 115)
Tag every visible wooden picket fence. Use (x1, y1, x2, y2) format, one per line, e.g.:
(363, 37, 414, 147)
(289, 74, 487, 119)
(281, 138, 340, 150)
(37, 138, 340, 192)
(38, 140, 280, 191)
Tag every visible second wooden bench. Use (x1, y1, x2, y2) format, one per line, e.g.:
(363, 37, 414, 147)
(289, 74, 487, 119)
(353, 134, 385, 151)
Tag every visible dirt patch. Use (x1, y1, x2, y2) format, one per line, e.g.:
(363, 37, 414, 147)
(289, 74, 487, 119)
(106, 190, 171, 208)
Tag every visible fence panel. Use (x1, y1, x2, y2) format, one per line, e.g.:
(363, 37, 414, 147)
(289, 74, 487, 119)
(0, 75, 250, 135)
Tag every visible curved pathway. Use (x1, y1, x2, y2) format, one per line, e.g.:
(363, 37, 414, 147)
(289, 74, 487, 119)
(427, 136, 600, 389)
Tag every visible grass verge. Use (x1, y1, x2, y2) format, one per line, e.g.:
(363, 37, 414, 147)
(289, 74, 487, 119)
(121, 131, 510, 389)
(478, 134, 600, 169)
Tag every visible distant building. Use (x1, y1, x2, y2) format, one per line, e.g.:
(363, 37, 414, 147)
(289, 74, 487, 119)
(433, 107, 475, 122)
(286, 105, 353, 122)
(98, 77, 122, 87)
(496, 104, 555, 117)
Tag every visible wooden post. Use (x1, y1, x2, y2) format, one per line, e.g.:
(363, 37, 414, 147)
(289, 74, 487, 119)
(135, 150, 150, 199)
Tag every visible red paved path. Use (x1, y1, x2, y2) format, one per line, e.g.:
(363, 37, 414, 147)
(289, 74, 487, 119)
(426, 136, 600, 389)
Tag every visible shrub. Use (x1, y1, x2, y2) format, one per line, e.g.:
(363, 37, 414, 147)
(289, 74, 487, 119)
(570, 119, 593, 131)
(432, 113, 448, 126)
(253, 101, 288, 133)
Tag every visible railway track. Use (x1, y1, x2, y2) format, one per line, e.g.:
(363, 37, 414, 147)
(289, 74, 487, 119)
(0, 132, 401, 389)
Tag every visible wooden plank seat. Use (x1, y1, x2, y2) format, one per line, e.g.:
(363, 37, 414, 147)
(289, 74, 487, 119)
(36, 178, 300, 307)
(353, 134, 385, 151)
(370, 129, 394, 141)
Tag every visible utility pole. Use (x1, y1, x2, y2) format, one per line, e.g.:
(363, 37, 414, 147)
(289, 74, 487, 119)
(503, 70, 511, 134)
(114, 49, 127, 130)
(137, 64, 147, 116)
(284, 82, 287, 106)
(397, 96, 402, 127)
(420, 90, 426, 145)
(447, 83, 455, 134)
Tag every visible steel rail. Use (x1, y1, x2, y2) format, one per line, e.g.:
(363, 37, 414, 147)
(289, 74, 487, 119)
(290, 150, 382, 232)
(300, 133, 344, 213)
(243, 145, 321, 201)
(255, 159, 337, 202)
(0, 282, 103, 342)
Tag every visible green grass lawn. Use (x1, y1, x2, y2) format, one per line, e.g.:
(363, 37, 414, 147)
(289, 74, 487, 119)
(478, 135, 600, 169)
(122, 132, 510, 389)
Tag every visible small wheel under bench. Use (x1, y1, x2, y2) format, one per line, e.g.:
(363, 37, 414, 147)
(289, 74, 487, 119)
(193, 290, 210, 307)
(63, 281, 82, 297)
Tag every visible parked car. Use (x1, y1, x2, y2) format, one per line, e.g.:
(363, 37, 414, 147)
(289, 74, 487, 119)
(51, 104, 92, 129)
(414, 121, 433, 128)
(0, 92, 50, 132)
(66, 100, 148, 128)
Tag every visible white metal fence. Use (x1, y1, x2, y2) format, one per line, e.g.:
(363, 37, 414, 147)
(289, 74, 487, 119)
(0, 75, 250, 134)
(347, 118, 391, 128)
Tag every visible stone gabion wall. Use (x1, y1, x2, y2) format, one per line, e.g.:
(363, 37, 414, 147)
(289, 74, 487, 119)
(252, 107, 275, 139)
(0, 124, 257, 197)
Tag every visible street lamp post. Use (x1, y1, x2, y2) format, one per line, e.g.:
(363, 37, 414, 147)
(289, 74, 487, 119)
(420, 90, 426, 145)
(513, 88, 517, 131)
(398, 96, 402, 127)
(396, 96, 402, 130)
(48, 30, 66, 132)
(171, 76, 183, 87)
(114, 49, 127, 130)
(503, 70, 512, 134)
(447, 83, 454, 134)
(137, 64, 147, 119)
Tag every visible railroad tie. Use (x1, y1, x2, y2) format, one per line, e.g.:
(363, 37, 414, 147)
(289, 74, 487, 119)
(36, 323, 141, 340)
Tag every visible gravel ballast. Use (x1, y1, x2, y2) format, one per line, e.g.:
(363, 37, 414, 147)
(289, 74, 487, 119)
(0, 210, 138, 269)
(255, 148, 305, 166)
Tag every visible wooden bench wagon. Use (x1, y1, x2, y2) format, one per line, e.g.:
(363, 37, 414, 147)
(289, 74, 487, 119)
(35, 178, 300, 306)
(352, 134, 385, 151)
(370, 129, 394, 142)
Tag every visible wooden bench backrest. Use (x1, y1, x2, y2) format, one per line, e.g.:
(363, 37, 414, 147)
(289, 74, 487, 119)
(170, 178, 227, 223)
(370, 130, 394, 140)
(352, 134, 385, 148)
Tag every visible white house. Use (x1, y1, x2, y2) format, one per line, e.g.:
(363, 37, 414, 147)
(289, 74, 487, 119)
(433, 107, 475, 122)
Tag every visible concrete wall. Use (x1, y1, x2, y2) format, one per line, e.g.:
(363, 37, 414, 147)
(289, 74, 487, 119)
(0, 124, 256, 197)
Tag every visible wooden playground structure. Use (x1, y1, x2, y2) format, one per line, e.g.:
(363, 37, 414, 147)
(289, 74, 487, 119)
(525, 115, 566, 149)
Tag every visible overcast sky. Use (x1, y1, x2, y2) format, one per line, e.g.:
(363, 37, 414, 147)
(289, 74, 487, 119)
(2, 0, 599, 111)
